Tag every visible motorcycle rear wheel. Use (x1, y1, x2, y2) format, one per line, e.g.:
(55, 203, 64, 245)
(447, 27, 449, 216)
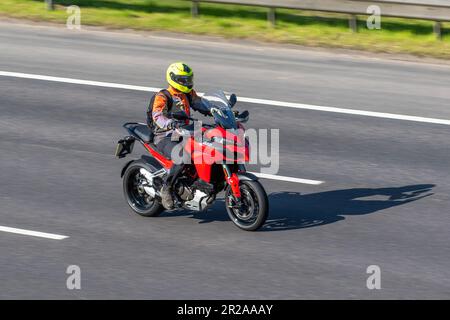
(123, 160, 164, 217)
(225, 180, 269, 231)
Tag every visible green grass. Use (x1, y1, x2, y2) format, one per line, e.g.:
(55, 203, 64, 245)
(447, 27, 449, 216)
(1, 0, 450, 59)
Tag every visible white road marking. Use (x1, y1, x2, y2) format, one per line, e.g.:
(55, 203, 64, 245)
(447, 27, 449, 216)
(250, 172, 323, 185)
(0, 71, 324, 186)
(0, 226, 69, 240)
(238, 97, 450, 126)
(0, 71, 156, 92)
(1, 70, 450, 126)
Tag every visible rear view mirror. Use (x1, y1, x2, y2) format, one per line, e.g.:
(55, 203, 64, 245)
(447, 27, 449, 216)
(229, 94, 237, 108)
(236, 110, 249, 123)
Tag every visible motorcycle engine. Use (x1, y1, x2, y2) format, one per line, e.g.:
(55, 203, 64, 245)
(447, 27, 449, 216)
(175, 177, 215, 211)
(175, 179, 194, 201)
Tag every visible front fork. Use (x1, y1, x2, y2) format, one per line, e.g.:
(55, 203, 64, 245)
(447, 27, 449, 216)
(223, 164, 242, 204)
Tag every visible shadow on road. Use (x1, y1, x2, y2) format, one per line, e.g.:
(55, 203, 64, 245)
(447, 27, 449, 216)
(165, 184, 434, 231)
(262, 184, 434, 231)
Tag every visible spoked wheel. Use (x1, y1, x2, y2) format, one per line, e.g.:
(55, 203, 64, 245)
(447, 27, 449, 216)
(123, 160, 164, 217)
(225, 180, 269, 231)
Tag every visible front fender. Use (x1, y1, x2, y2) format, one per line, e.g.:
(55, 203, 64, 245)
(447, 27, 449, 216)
(237, 172, 259, 181)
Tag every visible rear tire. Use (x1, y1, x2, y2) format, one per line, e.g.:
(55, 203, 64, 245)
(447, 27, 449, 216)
(225, 180, 269, 231)
(122, 160, 164, 217)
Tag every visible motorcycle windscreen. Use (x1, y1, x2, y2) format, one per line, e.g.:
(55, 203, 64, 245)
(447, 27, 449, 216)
(202, 90, 237, 130)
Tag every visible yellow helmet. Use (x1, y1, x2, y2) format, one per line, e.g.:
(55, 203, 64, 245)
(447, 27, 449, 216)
(166, 62, 194, 93)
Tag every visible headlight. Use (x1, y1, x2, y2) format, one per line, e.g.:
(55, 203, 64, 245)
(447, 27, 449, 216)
(212, 136, 235, 145)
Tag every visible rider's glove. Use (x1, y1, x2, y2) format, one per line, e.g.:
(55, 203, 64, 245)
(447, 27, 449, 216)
(168, 120, 181, 130)
(175, 99, 185, 110)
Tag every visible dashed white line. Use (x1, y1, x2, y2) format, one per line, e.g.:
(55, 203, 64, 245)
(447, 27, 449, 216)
(1, 70, 450, 126)
(0, 226, 69, 240)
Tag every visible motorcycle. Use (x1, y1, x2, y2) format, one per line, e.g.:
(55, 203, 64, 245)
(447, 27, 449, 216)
(115, 90, 269, 231)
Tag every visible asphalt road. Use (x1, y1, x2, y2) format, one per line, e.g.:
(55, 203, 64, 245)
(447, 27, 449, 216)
(1, 21, 450, 299)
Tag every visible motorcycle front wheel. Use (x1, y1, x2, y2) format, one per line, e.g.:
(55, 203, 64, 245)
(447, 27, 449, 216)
(225, 180, 269, 231)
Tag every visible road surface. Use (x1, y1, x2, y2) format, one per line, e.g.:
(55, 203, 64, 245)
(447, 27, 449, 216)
(0, 21, 449, 299)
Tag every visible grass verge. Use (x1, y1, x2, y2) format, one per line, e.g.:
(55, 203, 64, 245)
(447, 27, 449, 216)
(1, 0, 449, 59)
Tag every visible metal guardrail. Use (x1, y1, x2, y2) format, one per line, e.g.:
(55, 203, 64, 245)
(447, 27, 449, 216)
(45, 0, 54, 11)
(186, 0, 450, 38)
(44, 0, 448, 38)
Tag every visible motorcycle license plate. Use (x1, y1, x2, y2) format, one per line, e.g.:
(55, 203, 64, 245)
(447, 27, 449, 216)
(115, 142, 124, 157)
(115, 137, 135, 158)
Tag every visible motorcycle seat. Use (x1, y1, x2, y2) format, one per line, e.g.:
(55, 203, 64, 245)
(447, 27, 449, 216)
(132, 124, 154, 143)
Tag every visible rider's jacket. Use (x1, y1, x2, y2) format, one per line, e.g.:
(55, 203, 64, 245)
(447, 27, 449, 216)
(150, 86, 209, 143)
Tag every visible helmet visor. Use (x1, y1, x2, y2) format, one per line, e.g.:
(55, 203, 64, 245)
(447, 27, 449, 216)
(171, 73, 193, 88)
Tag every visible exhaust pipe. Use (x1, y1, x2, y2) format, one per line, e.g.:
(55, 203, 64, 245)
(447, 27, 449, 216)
(140, 168, 165, 198)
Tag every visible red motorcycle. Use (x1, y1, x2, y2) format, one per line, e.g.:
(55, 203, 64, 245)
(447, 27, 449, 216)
(116, 91, 268, 231)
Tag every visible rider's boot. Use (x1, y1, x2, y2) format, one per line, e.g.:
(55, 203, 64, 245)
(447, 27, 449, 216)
(160, 164, 183, 210)
(160, 184, 174, 210)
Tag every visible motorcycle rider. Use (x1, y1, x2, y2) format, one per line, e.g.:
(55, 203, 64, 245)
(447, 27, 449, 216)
(147, 62, 210, 210)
